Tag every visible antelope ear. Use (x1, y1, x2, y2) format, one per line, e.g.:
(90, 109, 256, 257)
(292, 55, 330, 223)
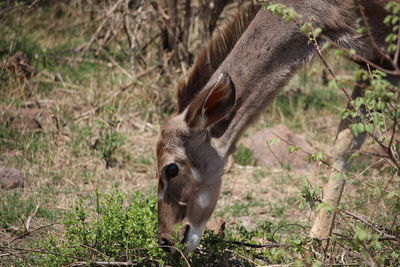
(185, 73, 235, 131)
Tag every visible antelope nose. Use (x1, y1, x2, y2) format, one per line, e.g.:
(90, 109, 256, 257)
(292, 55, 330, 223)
(159, 237, 174, 253)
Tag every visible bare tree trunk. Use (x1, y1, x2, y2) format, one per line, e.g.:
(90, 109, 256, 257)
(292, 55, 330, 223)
(182, 0, 192, 64)
(159, 0, 179, 65)
(156, 0, 192, 66)
(309, 85, 366, 247)
(155, 0, 231, 67)
(208, 0, 230, 35)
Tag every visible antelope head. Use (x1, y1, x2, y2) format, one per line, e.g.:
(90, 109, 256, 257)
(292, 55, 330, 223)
(156, 73, 235, 254)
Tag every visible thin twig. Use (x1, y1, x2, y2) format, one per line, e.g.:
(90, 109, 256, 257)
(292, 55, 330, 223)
(393, 20, 400, 64)
(388, 115, 398, 163)
(321, 35, 400, 76)
(71, 261, 136, 266)
(226, 249, 259, 265)
(271, 223, 308, 241)
(341, 210, 399, 241)
(292, 19, 354, 100)
(227, 240, 286, 248)
(356, 1, 394, 66)
(0, 246, 83, 261)
(9, 223, 56, 244)
(100, 47, 137, 80)
(271, 132, 398, 196)
(71, 65, 158, 122)
(158, 245, 191, 267)
(369, 131, 400, 169)
(75, 0, 125, 52)
(266, 139, 302, 192)
(25, 203, 40, 232)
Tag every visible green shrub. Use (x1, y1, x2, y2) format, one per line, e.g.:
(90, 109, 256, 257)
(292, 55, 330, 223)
(34, 191, 297, 266)
(233, 144, 257, 166)
(36, 191, 165, 266)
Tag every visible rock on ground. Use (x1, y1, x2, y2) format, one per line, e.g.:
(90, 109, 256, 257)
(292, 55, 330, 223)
(0, 106, 50, 131)
(0, 167, 25, 189)
(242, 124, 314, 169)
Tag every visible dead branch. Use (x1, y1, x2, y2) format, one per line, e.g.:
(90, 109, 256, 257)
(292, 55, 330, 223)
(75, 0, 125, 52)
(271, 223, 308, 241)
(271, 132, 397, 197)
(71, 261, 136, 267)
(341, 210, 400, 241)
(9, 223, 56, 244)
(321, 36, 400, 76)
(356, 1, 394, 67)
(0, 246, 83, 261)
(99, 47, 136, 79)
(25, 203, 40, 232)
(227, 240, 286, 249)
(72, 65, 159, 122)
(266, 139, 302, 192)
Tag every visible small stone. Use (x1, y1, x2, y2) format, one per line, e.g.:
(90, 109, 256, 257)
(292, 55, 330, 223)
(242, 124, 314, 169)
(0, 106, 50, 131)
(0, 167, 25, 189)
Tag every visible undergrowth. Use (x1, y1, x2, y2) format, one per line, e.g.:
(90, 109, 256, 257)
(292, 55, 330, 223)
(30, 191, 308, 266)
(13, 190, 397, 266)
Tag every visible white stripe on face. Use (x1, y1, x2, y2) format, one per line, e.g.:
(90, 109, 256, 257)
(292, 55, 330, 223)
(197, 192, 210, 208)
(191, 167, 202, 182)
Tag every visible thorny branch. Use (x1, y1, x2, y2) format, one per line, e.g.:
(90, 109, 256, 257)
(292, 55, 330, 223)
(271, 132, 399, 198)
(9, 223, 56, 244)
(341, 210, 400, 241)
(356, 1, 395, 70)
(292, 9, 400, 170)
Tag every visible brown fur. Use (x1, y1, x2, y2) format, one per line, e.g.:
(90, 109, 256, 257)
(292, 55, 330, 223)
(177, 2, 259, 112)
(157, 0, 393, 254)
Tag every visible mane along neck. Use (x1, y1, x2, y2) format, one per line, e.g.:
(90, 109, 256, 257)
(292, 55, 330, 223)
(177, 2, 260, 112)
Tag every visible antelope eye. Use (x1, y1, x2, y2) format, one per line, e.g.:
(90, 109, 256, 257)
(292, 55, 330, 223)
(165, 163, 179, 178)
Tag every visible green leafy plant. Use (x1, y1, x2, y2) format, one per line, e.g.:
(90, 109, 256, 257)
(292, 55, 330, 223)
(233, 144, 257, 166)
(34, 191, 297, 266)
(36, 191, 165, 266)
(93, 127, 126, 168)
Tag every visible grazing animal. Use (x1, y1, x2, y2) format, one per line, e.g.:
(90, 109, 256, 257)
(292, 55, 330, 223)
(156, 0, 392, 254)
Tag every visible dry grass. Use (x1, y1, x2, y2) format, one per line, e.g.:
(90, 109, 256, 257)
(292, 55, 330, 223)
(0, 1, 398, 266)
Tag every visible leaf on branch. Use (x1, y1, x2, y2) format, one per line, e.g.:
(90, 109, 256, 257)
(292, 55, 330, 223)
(268, 137, 280, 146)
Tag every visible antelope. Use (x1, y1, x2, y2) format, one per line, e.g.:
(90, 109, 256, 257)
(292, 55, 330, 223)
(156, 0, 393, 254)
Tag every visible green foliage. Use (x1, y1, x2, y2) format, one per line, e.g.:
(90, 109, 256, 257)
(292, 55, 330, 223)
(37, 191, 164, 266)
(233, 144, 257, 166)
(342, 68, 400, 169)
(70, 125, 94, 157)
(0, 121, 50, 164)
(300, 22, 322, 38)
(385, 1, 400, 53)
(288, 145, 299, 153)
(34, 192, 296, 266)
(299, 177, 321, 210)
(268, 137, 280, 146)
(0, 191, 55, 230)
(266, 3, 302, 23)
(92, 119, 126, 168)
(315, 202, 334, 213)
(306, 152, 325, 163)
